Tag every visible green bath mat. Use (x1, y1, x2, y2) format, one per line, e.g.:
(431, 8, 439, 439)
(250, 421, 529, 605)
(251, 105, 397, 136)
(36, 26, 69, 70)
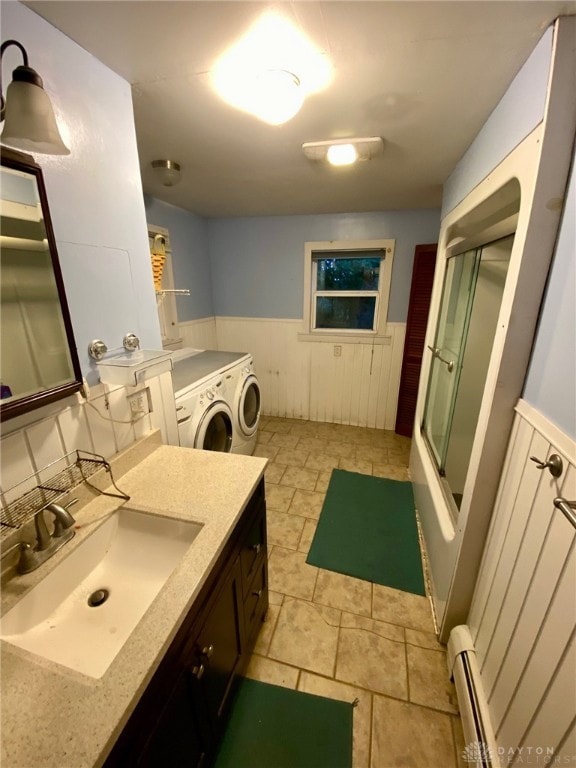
(306, 469, 426, 596)
(213, 678, 353, 768)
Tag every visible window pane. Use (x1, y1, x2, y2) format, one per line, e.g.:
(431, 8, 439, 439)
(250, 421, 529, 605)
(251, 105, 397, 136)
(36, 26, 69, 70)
(316, 296, 376, 330)
(316, 257, 380, 291)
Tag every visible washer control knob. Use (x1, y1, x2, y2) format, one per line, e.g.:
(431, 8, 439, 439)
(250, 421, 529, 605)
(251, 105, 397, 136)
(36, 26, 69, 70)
(206, 390, 214, 401)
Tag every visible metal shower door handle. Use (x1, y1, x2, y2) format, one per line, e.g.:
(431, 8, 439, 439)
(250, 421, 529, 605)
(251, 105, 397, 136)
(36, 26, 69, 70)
(427, 345, 455, 373)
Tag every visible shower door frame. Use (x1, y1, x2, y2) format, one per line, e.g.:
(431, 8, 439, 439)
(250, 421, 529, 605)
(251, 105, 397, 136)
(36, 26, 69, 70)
(411, 17, 576, 641)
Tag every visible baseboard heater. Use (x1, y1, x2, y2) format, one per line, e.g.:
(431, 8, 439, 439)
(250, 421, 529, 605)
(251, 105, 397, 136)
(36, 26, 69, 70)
(448, 625, 498, 768)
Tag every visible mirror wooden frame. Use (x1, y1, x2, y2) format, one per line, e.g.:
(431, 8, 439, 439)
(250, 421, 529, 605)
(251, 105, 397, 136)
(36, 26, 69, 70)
(0, 146, 83, 422)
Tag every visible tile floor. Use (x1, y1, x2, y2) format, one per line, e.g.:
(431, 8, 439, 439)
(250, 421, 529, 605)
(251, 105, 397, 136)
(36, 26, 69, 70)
(247, 416, 466, 768)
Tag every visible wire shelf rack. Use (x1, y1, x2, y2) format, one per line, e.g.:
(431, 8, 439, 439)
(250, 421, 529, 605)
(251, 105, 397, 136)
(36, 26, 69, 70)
(0, 450, 129, 541)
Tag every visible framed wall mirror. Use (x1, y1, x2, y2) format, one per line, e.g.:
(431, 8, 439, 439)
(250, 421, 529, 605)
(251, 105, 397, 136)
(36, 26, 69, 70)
(0, 147, 82, 422)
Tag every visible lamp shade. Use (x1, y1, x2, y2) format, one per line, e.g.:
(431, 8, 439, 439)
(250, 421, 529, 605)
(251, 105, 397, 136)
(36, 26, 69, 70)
(1, 77, 70, 155)
(151, 159, 182, 187)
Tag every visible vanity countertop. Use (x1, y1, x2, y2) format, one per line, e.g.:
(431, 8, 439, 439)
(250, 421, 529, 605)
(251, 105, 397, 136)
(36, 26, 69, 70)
(0, 440, 267, 768)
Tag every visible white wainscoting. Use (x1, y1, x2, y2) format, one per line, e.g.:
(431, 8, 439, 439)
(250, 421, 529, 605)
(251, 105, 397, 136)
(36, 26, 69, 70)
(0, 373, 176, 505)
(179, 317, 217, 350)
(212, 316, 406, 429)
(467, 399, 576, 762)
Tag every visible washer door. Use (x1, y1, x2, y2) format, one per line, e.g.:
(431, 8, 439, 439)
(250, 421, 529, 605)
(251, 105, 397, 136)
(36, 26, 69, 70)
(195, 401, 233, 452)
(238, 375, 260, 437)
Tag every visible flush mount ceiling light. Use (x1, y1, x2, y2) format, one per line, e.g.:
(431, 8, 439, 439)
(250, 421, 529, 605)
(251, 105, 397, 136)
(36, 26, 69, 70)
(0, 39, 70, 155)
(212, 12, 331, 126)
(302, 137, 384, 167)
(151, 159, 182, 187)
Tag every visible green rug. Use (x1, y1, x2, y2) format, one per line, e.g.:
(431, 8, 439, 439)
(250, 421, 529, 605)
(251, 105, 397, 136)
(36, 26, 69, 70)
(213, 678, 353, 768)
(306, 469, 426, 596)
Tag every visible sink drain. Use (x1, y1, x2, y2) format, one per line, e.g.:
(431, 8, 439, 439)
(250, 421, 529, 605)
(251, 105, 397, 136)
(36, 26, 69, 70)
(87, 588, 110, 607)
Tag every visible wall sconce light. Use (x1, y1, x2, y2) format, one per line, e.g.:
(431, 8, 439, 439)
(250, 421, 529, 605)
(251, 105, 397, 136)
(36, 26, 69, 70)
(0, 39, 70, 155)
(302, 137, 384, 167)
(151, 159, 182, 187)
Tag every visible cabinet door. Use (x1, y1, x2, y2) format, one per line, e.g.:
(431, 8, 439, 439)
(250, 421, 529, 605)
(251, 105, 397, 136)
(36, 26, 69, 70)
(192, 557, 243, 731)
(139, 667, 206, 768)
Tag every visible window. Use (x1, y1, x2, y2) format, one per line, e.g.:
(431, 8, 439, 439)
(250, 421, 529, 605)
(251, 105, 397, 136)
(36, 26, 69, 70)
(303, 240, 395, 338)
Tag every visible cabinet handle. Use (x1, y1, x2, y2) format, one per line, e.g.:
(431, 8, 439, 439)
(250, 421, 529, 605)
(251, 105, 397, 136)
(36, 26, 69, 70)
(201, 644, 214, 659)
(252, 589, 263, 598)
(192, 663, 205, 680)
(251, 543, 261, 555)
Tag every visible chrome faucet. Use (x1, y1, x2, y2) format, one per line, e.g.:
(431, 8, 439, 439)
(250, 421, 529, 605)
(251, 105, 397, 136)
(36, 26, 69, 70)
(1, 500, 77, 575)
(35, 503, 76, 551)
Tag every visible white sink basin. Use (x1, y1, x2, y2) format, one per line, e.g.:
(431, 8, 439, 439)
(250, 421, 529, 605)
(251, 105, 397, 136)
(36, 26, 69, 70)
(0, 508, 203, 678)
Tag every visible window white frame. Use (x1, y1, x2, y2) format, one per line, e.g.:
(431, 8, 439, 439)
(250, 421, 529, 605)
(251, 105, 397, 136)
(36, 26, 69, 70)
(302, 239, 395, 340)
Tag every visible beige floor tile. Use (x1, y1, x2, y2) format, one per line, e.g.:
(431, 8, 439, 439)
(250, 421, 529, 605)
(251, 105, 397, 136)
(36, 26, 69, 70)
(289, 420, 320, 435)
(267, 509, 307, 550)
(347, 430, 374, 446)
(257, 431, 272, 444)
(275, 447, 309, 467)
(262, 419, 293, 434)
(253, 603, 281, 655)
(387, 450, 410, 468)
(313, 570, 372, 617)
(406, 644, 459, 714)
(244, 654, 299, 689)
(355, 446, 389, 464)
(298, 518, 318, 553)
(265, 483, 296, 512)
(371, 695, 456, 768)
(372, 585, 435, 632)
(372, 464, 411, 482)
(405, 628, 444, 651)
(340, 457, 373, 475)
(336, 627, 407, 699)
(317, 423, 345, 439)
(264, 462, 286, 484)
(288, 489, 326, 519)
(268, 597, 340, 677)
(298, 671, 372, 768)
(297, 436, 329, 453)
(268, 590, 284, 606)
(268, 546, 319, 600)
(270, 432, 301, 449)
(254, 444, 279, 460)
(325, 440, 356, 458)
(315, 471, 333, 493)
(340, 612, 404, 643)
(305, 452, 341, 472)
(280, 466, 319, 491)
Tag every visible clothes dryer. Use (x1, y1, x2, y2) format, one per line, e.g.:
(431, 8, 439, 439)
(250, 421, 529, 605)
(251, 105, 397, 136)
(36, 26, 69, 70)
(171, 349, 251, 452)
(226, 356, 261, 455)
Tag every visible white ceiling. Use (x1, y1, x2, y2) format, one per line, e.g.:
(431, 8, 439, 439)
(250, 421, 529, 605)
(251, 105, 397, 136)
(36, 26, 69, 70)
(26, 1, 574, 217)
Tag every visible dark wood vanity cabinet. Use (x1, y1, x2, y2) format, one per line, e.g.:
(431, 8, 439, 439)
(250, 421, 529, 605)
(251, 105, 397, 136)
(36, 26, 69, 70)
(104, 479, 268, 768)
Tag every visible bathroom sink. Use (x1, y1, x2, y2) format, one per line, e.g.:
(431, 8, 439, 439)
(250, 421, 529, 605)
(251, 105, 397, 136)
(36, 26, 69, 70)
(0, 508, 203, 678)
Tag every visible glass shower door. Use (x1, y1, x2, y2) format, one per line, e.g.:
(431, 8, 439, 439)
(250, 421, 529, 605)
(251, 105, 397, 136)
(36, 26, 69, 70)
(422, 248, 480, 471)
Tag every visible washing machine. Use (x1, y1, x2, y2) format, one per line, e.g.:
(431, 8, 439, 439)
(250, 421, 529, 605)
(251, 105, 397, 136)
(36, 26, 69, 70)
(226, 356, 261, 455)
(171, 349, 252, 452)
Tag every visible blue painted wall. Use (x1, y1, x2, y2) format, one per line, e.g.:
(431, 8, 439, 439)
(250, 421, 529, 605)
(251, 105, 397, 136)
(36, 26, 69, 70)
(523, 147, 576, 439)
(2, 2, 161, 385)
(442, 27, 553, 218)
(144, 196, 213, 321)
(208, 210, 440, 322)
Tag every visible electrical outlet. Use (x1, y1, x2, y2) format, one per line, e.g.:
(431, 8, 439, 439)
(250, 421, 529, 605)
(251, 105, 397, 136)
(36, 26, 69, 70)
(128, 388, 151, 421)
(334, 345, 342, 357)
